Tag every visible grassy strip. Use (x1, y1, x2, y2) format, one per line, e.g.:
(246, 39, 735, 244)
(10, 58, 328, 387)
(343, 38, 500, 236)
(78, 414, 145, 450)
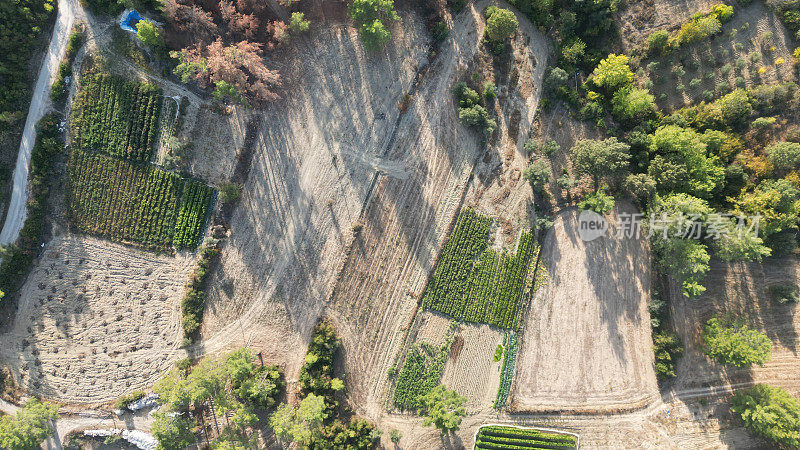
(180, 240, 220, 342)
(0, 114, 62, 302)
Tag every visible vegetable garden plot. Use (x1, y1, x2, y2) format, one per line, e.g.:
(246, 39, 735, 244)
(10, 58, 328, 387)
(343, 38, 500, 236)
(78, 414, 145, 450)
(392, 341, 450, 411)
(423, 209, 537, 329)
(70, 72, 162, 162)
(67, 150, 214, 252)
(494, 331, 517, 409)
(475, 425, 578, 449)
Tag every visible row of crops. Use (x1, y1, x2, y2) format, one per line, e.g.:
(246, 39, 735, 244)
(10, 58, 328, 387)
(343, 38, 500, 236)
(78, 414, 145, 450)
(392, 341, 450, 411)
(494, 331, 518, 409)
(423, 208, 537, 329)
(70, 72, 162, 162)
(67, 150, 213, 251)
(475, 426, 577, 449)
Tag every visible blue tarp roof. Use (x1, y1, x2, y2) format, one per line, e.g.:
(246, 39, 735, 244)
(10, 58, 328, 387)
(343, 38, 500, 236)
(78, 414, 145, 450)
(120, 10, 143, 33)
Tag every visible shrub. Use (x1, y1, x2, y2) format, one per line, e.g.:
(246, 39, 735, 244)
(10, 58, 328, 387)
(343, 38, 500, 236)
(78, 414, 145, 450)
(702, 317, 772, 368)
(289, 12, 310, 34)
(769, 284, 799, 303)
(647, 30, 670, 54)
(545, 67, 569, 90)
(214, 182, 240, 205)
(483, 81, 497, 100)
(752, 116, 776, 129)
(676, 14, 722, 46)
(720, 63, 732, 76)
(540, 139, 560, 156)
(578, 190, 615, 214)
(735, 57, 747, 70)
(611, 86, 657, 125)
(731, 384, 800, 448)
(653, 331, 683, 379)
(114, 391, 146, 410)
(689, 78, 701, 89)
(561, 38, 586, 64)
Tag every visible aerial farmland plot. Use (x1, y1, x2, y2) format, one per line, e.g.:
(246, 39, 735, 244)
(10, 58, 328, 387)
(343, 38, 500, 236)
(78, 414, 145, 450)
(0, 0, 799, 448)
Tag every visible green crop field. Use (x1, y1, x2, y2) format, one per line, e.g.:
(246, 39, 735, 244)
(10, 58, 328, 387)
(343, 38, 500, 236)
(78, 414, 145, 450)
(70, 72, 162, 162)
(475, 425, 577, 449)
(67, 149, 213, 251)
(423, 208, 537, 329)
(392, 341, 449, 411)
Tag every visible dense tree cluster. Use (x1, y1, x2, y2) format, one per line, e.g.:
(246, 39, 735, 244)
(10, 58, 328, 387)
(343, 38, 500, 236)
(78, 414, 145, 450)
(0, 399, 58, 450)
(164, 0, 287, 103)
(732, 384, 800, 448)
(270, 321, 381, 448)
(153, 348, 284, 448)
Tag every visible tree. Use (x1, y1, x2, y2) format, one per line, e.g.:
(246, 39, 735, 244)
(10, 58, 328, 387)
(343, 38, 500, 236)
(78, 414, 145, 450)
(570, 138, 631, 190)
(653, 331, 683, 379)
(561, 38, 586, 65)
(389, 428, 402, 443)
(523, 159, 551, 193)
(733, 179, 800, 237)
(270, 393, 327, 445)
(717, 88, 752, 127)
(611, 86, 657, 126)
(732, 384, 800, 448)
(485, 8, 518, 42)
(649, 193, 714, 298)
(152, 411, 196, 450)
(162, 1, 219, 42)
(711, 217, 771, 262)
(289, 12, 309, 34)
(648, 125, 724, 199)
(623, 173, 656, 205)
(702, 317, 772, 368)
(418, 385, 466, 435)
(136, 19, 164, 50)
(348, 0, 399, 51)
(591, 54, 634, 92)
(767, 141, 800, 174)
(0, 399, 58, 450)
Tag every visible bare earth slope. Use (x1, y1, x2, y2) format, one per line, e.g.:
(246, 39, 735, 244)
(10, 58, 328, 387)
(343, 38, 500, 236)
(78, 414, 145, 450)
(670, 257, 800, 396)
(326, 0, 549, 421)
(511, 202, 659, 413)
(196, 9, 431, 378)
(0, 234, 193, 403)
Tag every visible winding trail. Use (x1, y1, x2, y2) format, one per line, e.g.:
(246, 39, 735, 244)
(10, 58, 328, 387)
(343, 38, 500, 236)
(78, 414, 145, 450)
(0, 0, 76, 245)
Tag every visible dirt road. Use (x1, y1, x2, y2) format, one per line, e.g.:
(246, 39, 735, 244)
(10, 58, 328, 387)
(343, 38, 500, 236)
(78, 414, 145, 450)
(0, 0, 76, 246)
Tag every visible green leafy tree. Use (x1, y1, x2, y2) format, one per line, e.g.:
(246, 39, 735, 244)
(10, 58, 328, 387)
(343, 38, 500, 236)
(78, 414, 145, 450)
(270, 393, 328, 445)
(523, 159, 551, 193)
(219, 182, 242, 204)
(611, 86, 657, 126)
(733, 179, 800, 237)
(623, 173, 657, 205)
(136, 19, 163, 49)
(289, 12, 310, 34)
(653, 331, 683, 379)
(0, 399, 58, 450)
(648, 125, 724, 199)
(212, 80, 242, 103)
(702, 317, 772, 368)
(591, 54, 634, 92)
(578, 190, 615, 214)
(647, 30, 670, 54)
(570, 138, 631, 190)
(484, 8, 518, 42)
(348, 0, 399, 51)
(732, 384, 800, 449)
(711, 217, 771, 262)
(767, 141, 800, 174)
(152, 411, 196, 450)
(418, 385, 466, 435)
(649, 193, 714, 298)
(561, 38, 586, 65)
(717, 88, 752, 127)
